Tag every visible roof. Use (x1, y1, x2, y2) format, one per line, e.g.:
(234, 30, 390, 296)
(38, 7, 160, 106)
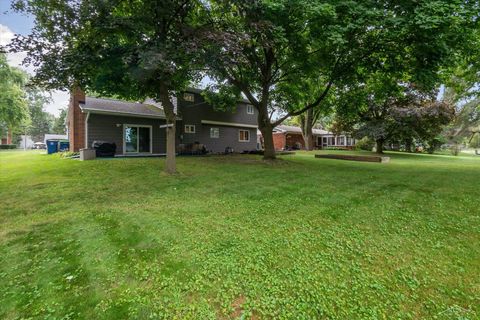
(79, 97, 166, 118)
(274, 125, 330, 135)
(44, 134, 68, 143)
(185, 87, 251, 104)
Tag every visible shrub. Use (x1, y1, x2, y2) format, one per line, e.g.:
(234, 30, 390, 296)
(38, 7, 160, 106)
(450, 144, 461, 156)
(0, 144, 17, 149)
(60, 151, 79, 158)
(426, 136, 446, 154)
(355, 137, 374, 151)
(323, 147, 348, 151)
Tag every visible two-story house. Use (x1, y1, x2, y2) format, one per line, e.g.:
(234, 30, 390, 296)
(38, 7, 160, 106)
(68, 88, 258, 155)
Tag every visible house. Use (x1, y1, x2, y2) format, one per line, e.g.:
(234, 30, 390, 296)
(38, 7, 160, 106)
(68, 88, 258, 155)
(44, 134, 68, 144)
(268, 125, 355, 150)
(0, 128, 12, 145)
(19, 135, 34, 149)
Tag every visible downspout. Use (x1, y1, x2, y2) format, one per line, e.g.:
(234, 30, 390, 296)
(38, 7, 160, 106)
(84, 112, 90, 149)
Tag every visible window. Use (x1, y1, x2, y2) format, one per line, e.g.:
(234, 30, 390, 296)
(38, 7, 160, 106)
(338, 136, 345, 146)
(183, 93, 194, 102)
(247, 105, 254, 114)
(210, 127, 219, 138)
(184, 125, 195, 133)
(328, 137, 335, 146)
(124, 125, 151, 153)
(347, 137, 352, 146)
(239, 129, 250, 142)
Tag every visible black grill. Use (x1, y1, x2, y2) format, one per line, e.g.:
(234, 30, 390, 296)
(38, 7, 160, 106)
(92, 141, 116, 157)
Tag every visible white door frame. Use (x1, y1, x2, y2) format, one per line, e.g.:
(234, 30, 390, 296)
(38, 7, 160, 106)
(322, 136, 328, 147)
(122, 124, 153, 154)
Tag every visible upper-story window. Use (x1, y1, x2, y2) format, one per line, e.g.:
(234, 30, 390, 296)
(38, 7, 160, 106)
(239, 129, 250, 142)
(246, 105, 254, 114)
(184, 125, 195, 133)
(184, 93, 194, 102)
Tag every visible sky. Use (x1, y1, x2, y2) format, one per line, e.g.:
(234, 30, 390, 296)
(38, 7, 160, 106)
(0, 0, 69, 117)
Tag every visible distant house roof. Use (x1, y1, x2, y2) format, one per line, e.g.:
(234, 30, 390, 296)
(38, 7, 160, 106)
(44, 134, 68, 143)
(79, 97, 167, 119)
(273, 125, 330, 135)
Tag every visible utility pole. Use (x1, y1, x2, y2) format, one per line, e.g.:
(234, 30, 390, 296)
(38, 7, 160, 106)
(24, 127, 27, 151)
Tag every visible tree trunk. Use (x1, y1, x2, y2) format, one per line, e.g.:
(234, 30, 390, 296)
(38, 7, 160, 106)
(376, 138, 384, 154)
(405, 139, 413, 153)
(256, 102, 276, 160)
(260, 124, 276, 160)
(302, 108, 314, 151)
(159, 84, 177, 174)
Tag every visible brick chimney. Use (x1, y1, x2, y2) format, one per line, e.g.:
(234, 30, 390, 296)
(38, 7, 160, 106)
(68, 87, 86, 152)
(6, 128, 12, 144)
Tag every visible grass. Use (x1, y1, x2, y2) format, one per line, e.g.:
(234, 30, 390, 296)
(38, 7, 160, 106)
(0, 150, 479, 319)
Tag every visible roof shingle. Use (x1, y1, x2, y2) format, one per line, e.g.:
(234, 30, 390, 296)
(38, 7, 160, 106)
(274, 125, 330, 135)
(79, 97, 166, 118)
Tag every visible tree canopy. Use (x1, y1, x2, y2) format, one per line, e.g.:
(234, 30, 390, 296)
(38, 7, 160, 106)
(10, 0, 204, 172)
(0, 53, 29, 135)
(201, 0, 479, 158)
(6, 0, 480, 159)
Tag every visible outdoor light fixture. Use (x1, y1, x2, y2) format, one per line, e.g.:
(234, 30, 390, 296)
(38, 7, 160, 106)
(116, 124, 122, 127)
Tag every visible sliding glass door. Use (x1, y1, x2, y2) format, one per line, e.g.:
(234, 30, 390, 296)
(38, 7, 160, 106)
(124, 125, 151, 153)
(138, 127, 151, 152)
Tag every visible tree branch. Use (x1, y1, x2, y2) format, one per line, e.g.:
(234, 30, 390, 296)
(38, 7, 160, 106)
(272, 80, 333, 127)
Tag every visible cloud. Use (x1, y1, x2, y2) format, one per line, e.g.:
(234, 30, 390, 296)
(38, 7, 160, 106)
(1, 24, 31, 73)
(1, 24, 68, 116)
(0, 24, 14, 46)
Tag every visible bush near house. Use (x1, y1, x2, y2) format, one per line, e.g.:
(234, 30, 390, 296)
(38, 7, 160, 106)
(0, 144, 17, 149)
(355, 137, 375, 151)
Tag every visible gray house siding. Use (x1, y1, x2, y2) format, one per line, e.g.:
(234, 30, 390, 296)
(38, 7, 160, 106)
(85, 90, 258, 155)
(179, 91, 257, 125)
(87, 114, 181, 154)
(178, 91, 257, 153)
(182, 124, 256, 153)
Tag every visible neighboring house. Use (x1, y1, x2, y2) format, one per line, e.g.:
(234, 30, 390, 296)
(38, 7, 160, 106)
(44, 134, 68, 144)
(1, 128, 13, 145)
(68, 88, 258, 155)
(267, 125, 355, 150)
(18, 135, 34, 149)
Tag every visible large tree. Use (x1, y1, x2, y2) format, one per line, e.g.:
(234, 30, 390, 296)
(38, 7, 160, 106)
(52, 108, 67, 135)
(0, 53, 29, 140)
(9, 0, 202, 173)
(25, 89, 54, 141)
(334, 73, 455, 153)
(203, 0, 479, 159)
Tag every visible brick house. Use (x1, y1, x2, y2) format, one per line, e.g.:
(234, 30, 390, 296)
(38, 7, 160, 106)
(0, 128, 13, 145)
(261, 125, 356, 150)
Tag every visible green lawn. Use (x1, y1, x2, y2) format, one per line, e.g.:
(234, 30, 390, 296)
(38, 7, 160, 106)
(1, 150, 479, 319)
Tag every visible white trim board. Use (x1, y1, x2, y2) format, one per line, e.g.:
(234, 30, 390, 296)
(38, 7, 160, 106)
(201, 120, 257, 129)
(80, 106, 182, 120)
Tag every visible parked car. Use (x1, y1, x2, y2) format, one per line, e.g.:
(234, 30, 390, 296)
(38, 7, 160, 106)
(33, 142, 46, 149)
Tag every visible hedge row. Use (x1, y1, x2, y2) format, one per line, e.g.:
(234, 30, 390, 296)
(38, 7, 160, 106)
(0, 144, 17, 149)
